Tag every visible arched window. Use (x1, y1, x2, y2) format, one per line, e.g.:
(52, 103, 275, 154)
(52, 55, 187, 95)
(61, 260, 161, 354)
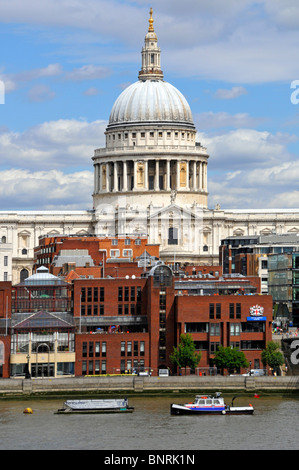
(153, 265, 173, 287)
(1, 236, 6, 243)
(20, 268, 29, 283)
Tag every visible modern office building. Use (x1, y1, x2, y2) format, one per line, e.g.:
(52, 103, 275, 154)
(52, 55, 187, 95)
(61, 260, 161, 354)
(268, 252, 299, 327)
(220, 233, 299, 294)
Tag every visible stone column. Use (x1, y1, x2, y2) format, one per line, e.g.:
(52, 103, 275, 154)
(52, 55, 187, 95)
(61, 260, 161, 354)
(94, 164, 98, 194)
(203, 163, 207, 191)
(166, 160, 171, 191)
(106, 162, 110, 192)
(123, 161, 128, 191)
(98, 164, 102, 192)
(154, 160, 159, 191)
(133, 160, 138, 191)
(176, 160, 180, 190)
(186, 161, 190, 190)
(199, 162, 203, 191)
(193, 161, 197, 190)
(113, 161, 118, 192)
(144, 160, 149, 190)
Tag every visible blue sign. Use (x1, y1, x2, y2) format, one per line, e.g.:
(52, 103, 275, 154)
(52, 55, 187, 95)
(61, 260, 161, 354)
(247, 316, 266, 321)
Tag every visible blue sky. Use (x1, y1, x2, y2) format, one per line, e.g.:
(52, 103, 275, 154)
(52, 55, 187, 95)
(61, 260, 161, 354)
(0, 0, 299, 211)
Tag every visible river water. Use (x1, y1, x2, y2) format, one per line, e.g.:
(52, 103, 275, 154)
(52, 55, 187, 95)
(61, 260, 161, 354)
(0, 394, 298, 451)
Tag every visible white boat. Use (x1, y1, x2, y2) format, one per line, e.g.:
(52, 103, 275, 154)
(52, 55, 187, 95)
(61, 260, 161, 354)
(170, 392, 254, 415)
(56, 398, 134, 414)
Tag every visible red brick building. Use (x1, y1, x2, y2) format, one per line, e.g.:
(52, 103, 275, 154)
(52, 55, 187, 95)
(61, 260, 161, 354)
(72, 263, 175, 376)
(0, 260, 273, 378)
(175, 294, 273, 373)
(34, 234, 160, 276)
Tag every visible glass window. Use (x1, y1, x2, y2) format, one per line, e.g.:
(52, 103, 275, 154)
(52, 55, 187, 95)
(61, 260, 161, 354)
(236, 303, 241, 318)
(210, 323, 220, 336)
(100, 287, 104, 302)
(230, 323, 240, 336)
(118, 287, 123, 301)
(131, 287, 135, 301)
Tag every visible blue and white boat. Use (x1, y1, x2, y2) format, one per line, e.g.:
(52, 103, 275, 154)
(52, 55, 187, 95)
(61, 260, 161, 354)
(170, 392, 254, 415)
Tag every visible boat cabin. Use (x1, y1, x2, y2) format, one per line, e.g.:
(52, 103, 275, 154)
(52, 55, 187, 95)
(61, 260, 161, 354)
(194, 395, 224, 406)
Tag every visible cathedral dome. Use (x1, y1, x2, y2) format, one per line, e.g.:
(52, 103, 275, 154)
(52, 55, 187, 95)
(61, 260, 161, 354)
(108, 80, 194, 128)
(107, 8, 194, 130)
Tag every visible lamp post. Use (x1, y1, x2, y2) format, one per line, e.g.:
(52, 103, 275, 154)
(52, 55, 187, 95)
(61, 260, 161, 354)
(25, 354, 31, 379)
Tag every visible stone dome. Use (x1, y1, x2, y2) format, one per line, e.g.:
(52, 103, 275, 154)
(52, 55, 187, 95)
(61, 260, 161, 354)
(108, 79, 195, 129)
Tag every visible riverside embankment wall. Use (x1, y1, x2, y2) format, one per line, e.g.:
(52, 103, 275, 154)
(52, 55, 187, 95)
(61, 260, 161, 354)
(1, 375, 299, 397)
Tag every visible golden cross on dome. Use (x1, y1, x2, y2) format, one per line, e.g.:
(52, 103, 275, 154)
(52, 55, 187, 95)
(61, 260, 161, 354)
(148, 7, 154, 32)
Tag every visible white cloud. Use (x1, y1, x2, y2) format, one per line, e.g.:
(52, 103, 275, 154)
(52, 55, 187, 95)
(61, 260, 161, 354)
(0, 74, 17, 93)
(0, 168, 93, 210)
(0, 118, 107, 209)
(64, 65, 111, 81)
(195, 112, 264, 131)
(83, 87, 101, 96)
(214, 86, 248, 99)
(0, 119, 107, 170)
(15, 63, 63, 82)
(200, 128, 297, 170)
(202, 126, 299, 209)
(0, 63, 63, 94)
(28, 84, 56, 102)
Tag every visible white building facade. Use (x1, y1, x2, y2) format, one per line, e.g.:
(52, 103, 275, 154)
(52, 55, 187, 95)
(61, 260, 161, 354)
(1, 10, 299, 284)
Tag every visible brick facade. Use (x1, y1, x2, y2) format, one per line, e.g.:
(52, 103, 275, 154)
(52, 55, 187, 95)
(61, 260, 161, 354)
(0, 264, 273, 377)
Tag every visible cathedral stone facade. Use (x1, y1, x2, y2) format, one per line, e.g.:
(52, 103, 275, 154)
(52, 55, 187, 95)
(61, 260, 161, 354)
(1, 10, 299, 284)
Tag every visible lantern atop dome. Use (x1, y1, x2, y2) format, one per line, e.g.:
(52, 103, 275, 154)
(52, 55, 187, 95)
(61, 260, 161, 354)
(138, 8, 163, 81)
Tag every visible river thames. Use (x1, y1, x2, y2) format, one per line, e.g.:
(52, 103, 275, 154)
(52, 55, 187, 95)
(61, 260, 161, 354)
(0, 394, 298, 451)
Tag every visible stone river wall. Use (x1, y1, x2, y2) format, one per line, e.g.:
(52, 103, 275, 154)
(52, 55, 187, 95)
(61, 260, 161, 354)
(0, 375, 299, 397)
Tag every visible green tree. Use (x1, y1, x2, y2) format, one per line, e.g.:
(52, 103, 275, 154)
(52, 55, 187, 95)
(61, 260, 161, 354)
(212, 346, 249, 375)
(170, 333, 201, 375)
(261, 341, 284, 374)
